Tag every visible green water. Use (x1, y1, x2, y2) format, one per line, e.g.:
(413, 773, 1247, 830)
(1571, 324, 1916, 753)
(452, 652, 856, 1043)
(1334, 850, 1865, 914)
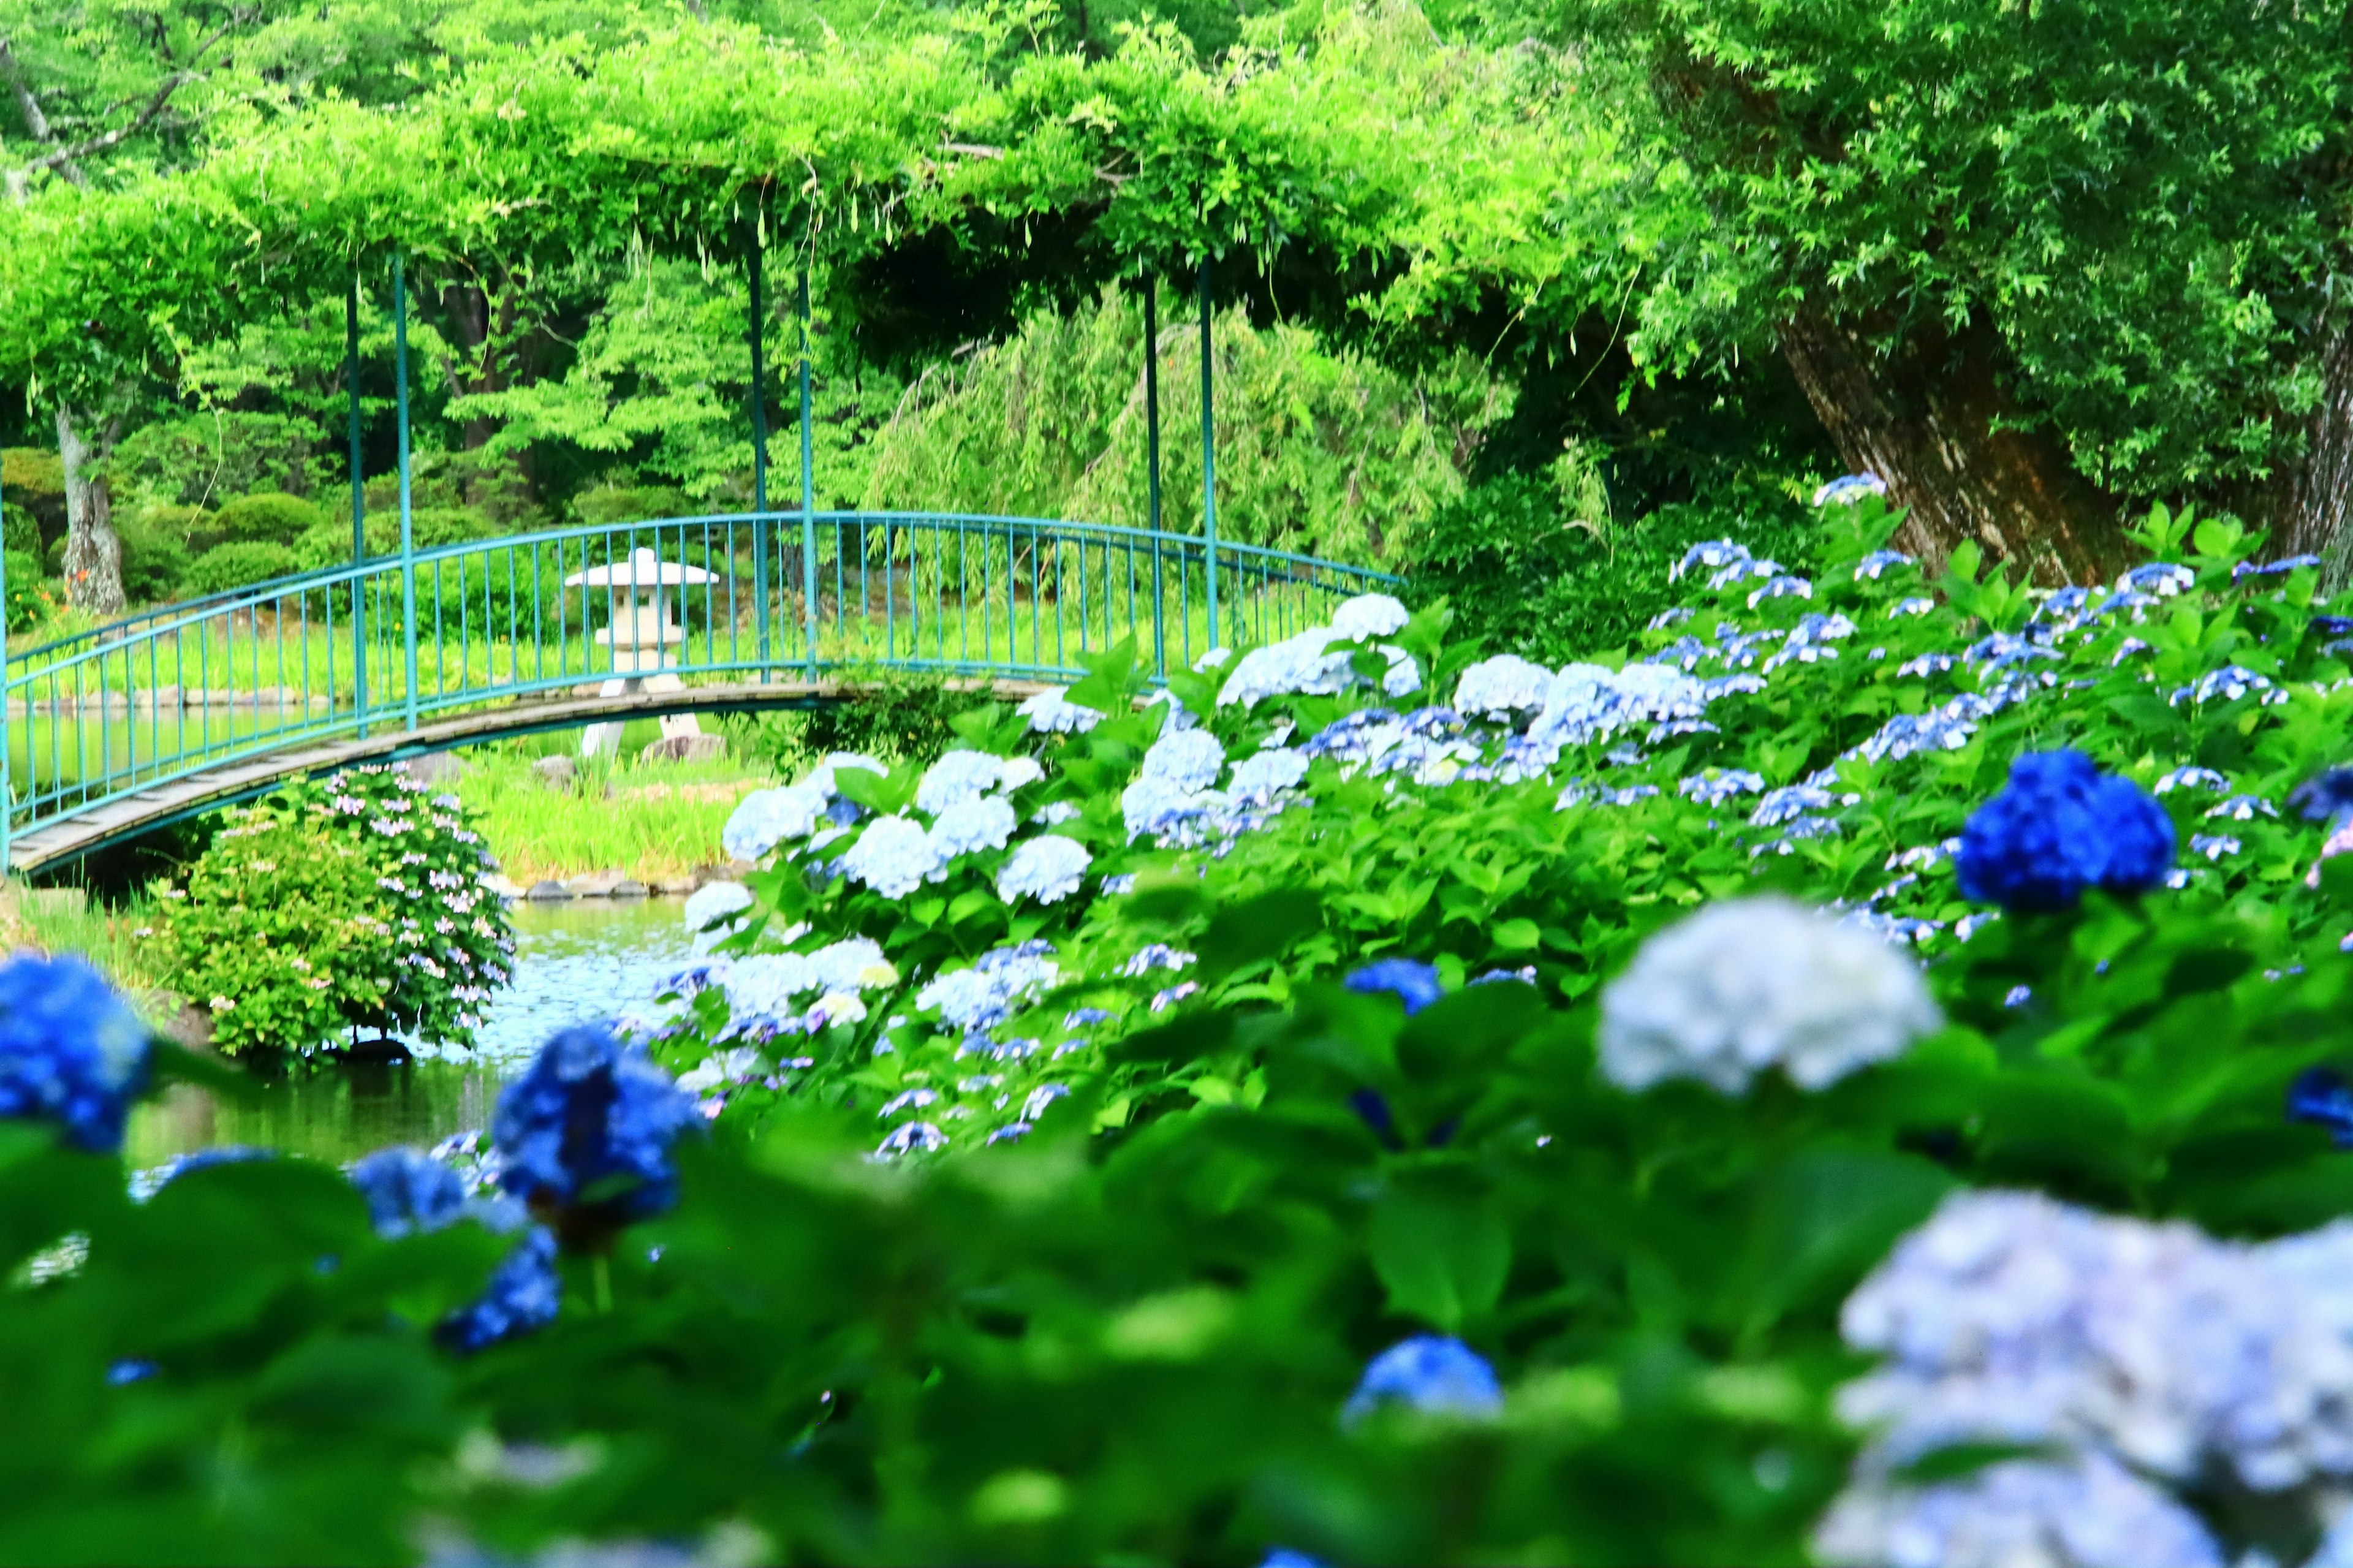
(124, 897, 699, 1168)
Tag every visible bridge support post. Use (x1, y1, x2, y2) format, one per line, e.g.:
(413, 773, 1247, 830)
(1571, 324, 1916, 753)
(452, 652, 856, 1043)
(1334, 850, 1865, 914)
(748, 225, 771, 677)
(1199, 259, 1220, 651)
(799, 265, 819, 680)
(395, 254, 420, 734)
(1144, 273, 1165, 678)
(347, 267, 369, 740)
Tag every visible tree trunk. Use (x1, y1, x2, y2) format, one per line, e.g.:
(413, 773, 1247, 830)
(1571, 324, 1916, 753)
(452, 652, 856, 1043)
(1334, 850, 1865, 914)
(2270, 322, 2353, 583)
(56, 406, 124, 616)
(1776, 306, 2131, 585)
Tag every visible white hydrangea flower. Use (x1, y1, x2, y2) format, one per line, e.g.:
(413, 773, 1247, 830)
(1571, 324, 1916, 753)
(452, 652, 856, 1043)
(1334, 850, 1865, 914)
(1452, 654, 1553, 718)
(998, 755, 1045, 791)
(1033, 801, 1082, 826)
(1379, 645, 1423, 698)
(1228, 747, 1309, 803)
(915, 942, 1059, 1031)
(838, 814, 945, 898)
(1597, 895, 1941, 1093)
(1330, 593, 1411, 641)
(996, 835, 1091, 904)
(1018, 686, 1104, 734)
(681, 881, 754, 954)
(928, 795, 1017, 859)
(805, 936, 892, 994)
(917, 750, 1007, 815)
(721, 784, 827, 863)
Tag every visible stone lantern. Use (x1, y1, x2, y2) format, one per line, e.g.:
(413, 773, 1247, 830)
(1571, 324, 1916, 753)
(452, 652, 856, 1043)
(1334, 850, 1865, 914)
(564, 547, 717, 760)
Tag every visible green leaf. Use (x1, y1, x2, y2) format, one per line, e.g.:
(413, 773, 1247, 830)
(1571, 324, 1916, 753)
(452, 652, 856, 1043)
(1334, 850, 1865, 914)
(1370, 1178, 1510, 1332)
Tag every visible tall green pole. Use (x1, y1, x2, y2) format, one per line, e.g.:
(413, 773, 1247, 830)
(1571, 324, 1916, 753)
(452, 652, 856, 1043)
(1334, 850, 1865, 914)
(395, 254, 420, 733)
(1144, 272, 1164, 676)
(748, 229, 771, 672)
(1198, 259, 1219, 648)
(798, 265, 818, 680)
(347, 268, 369, 737)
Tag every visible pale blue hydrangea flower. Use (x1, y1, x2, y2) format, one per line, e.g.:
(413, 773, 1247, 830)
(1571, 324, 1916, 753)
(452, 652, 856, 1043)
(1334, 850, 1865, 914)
(1379, 645, 1423, 698)
(1141, 727, 1226, 793)
(916, 942, 1059, 1032)
(1713, 557, 1783, 590)
(1330, 593, 1411, 641)
(1814, 1452, 2222, 1568)
(1021, 1083, 1070, 1121)
(877, 1087, 937, 1118)
(806, 752, 886, 797)
(1033, 800, 1082, 825)
(1229, 747, 1310, 803)
(839, 815, 945, 898)
(1812, 472, 1888, 507)
(1671, 539, 1752, 583)
(2204, 794, 2275, 822)
(875, 1121, 945, 1158)
(722, 784, 826, 863)
(1752, 785, 1840, 828)
(2154, 766, 2230, 796)
(1598, 895, 1940, 1094)
(1218, 631, 1355, 708)
(928, 795, 1017, 859)
(917, 750, 1010, 816)
(1452, 654, 1553, 718)
(2122, 562, 2196, 597)
(1748, 574, 1814, 608)
(1852, 548, 1913, 580)
(996, 835, 1091, 905)
(2170, 665, 2278, 706)
(1018, 686, 1104, 734)
(1121, 777, 1226, 842)
(2189, 834, 2241, 861)
(681, 881, 754, 954)
(1120, 944, 1195, 979)
(1678, 769, 1765, 805)
(1889, 596, 1936, 619)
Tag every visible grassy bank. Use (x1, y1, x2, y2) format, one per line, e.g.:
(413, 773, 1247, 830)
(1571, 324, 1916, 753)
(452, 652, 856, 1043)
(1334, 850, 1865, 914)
(450, 730, 776, 885)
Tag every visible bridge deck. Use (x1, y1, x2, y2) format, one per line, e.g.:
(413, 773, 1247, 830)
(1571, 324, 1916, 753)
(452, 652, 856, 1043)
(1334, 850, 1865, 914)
(5, 676, 1051, 876)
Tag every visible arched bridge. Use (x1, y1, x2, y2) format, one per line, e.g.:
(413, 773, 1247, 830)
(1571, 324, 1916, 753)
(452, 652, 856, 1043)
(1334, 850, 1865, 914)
(1, 511, 1395, 876)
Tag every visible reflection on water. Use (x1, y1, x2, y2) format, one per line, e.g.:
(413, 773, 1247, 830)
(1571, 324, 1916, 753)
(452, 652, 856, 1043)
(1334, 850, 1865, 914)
(124, 897, 697, 1167)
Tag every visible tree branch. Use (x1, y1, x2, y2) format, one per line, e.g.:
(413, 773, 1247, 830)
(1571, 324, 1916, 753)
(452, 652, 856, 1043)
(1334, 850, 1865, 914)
(8, 13, 246, 186)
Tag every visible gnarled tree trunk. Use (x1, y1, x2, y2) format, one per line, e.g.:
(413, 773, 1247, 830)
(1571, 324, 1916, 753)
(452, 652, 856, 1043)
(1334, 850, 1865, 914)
(56, 406, 124, 616)
(2270, 322, 2353, 584)
(1776, 306, 2131, 586)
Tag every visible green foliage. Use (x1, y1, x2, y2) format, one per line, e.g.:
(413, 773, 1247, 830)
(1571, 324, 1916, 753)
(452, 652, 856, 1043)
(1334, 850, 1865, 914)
(156, 766, 515, 1056)
(1405, 471, 1821, 660)
(1, 450, 61, 556)
(184, 542, 301, 598)
(110, 512, 192, 603)
(291, 507, 499, 572)
(204, 493, 327, 552)
(110, 414, 322, 512)
(751, 668, 1000, 767)
(4, 551, 53, 632)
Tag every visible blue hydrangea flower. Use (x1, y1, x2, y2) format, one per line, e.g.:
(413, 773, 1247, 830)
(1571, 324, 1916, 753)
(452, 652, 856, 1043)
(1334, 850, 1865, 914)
(438, 1227, 563, 1354)
(996, 835, 1091, 905)
(721, 784, 826, 863)
(0, 953, 150, 1152)
(1344, 959, 1444, 1015)
(107, 1358, 158, 1385)
(492, 1025, 700, 1236)
(2290, 769, 2353, 827)
(928, 795, 1017, 859)
(1956, 751, 2176, 912)
(840, 814, 947, 898)
(349, 1146, 474, 1238)
(1812, 472, 1887, 507)
(2289, 1068, 2353, 1148)
(1343, 1336, 1504, 1425)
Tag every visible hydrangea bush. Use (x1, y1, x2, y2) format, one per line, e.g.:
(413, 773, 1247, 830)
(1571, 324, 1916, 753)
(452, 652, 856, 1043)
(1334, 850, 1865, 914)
(15, 498, 2353, 1563)
(156, 762, 515, 1055)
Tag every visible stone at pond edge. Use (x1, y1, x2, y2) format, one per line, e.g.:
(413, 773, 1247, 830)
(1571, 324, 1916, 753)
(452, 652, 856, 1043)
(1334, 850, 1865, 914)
(564, 869, 635, 898)
(525, 880, 574, 901)
(532, 756, 578, 792)
(640, 733, 727, 764)
(610, 879, 651, 900)
(651, 876, 698, 895)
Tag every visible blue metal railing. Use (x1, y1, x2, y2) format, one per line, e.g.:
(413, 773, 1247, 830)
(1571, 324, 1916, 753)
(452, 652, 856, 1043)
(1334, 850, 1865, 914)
(0, 510, 1396, 869)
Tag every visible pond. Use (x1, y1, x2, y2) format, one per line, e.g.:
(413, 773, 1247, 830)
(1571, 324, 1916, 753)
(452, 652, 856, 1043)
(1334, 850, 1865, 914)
(124, 896, 699, 1168)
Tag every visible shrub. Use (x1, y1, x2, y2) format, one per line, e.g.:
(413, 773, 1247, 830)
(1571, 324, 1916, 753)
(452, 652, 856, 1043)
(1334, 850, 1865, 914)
(112, 510, 191, 602)
(203, 491, 325, 552)
(1404, 471, 1821, 660)
(292, 507, 499, 572)
(155, 764, 515, 1055)
(4, 549, 51, 632)
(184, 540, 300, 597)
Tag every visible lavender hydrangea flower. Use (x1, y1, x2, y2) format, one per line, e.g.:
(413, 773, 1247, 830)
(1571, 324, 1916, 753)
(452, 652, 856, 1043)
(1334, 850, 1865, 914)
(1342, 1336, 1504, 1425)
(1598, 896, 1941, 1094)
(841, 814, 947, 898)
(1344, 958, 1444, 1015)
(0, 953, 150, 1152)
(1955, 751, 2175, 912)
(492, 1024, 700, 1237)
(996, 835, 1091, 905)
